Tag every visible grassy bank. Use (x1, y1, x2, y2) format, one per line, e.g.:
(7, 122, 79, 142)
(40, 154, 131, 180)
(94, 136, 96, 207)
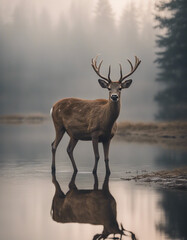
(116, 121, 187, 148)
(0, 114, 48, 124)
(121, 167, 187, 190)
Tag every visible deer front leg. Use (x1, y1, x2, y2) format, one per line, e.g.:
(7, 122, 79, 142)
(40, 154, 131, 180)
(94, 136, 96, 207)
(102, 169, 110, 190)
(103, 140, 111, 174)
(67, 138, 78, 173)
(92, 137, 100, 174)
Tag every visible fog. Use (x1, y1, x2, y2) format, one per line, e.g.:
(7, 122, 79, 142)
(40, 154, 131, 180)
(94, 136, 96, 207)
(0, 0, 159, 121)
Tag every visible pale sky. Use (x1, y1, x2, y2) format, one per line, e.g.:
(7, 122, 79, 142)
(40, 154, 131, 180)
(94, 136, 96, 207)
(0, 0, 154, 24)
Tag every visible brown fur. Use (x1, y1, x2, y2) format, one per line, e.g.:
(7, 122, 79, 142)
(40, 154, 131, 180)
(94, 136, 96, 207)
(51, 96, 120, 173)
(50, 172, 135, 240)
(52, 98, 118, 141)
(51, 56, 140, 173)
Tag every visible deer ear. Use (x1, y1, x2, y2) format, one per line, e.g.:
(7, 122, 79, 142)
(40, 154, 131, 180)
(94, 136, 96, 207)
(98, 79, 108, 88)
(121, 79, 132, 89)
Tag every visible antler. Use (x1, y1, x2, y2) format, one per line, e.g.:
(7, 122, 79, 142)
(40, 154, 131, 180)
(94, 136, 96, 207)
(120, 224, 137, 240)
(119, 56, 141, 83)
(92, 56, 111, 83)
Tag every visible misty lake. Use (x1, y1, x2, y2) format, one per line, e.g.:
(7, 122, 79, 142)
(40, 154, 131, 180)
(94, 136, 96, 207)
(0, 122, 187, 240)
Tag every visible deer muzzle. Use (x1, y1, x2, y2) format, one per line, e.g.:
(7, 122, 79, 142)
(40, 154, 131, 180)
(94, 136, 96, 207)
(111, 94, 119, 102)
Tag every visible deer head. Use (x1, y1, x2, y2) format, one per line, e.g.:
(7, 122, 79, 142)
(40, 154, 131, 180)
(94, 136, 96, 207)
(91, 56, 141, 102)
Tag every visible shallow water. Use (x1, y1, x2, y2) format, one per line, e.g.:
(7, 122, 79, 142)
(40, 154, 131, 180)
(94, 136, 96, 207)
(0, 122, 187, 240)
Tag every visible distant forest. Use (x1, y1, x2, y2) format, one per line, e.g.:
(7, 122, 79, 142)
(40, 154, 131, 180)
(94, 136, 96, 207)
(1, 0, 186, 121)
(155, 0, 187, 120)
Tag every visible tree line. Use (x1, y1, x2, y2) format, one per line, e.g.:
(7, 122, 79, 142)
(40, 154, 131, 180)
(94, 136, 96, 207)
(155, 0, 187, 120)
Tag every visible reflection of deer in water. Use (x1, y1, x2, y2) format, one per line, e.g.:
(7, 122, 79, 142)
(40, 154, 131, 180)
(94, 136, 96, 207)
(51, 172, 137, 240)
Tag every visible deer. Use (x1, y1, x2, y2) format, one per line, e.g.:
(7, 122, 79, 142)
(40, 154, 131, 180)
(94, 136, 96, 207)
(51, 170, 137, 240)
(51, 56, 141, 173)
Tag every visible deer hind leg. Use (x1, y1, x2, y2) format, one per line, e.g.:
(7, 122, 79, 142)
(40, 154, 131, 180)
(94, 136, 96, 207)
(92, 137, 100, 174)
(103, 140, 111, 174)
(51, 125, 65, 173)
(67, 138, 78, 173)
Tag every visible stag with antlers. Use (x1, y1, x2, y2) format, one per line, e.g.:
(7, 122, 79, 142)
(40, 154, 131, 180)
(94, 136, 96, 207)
(51, 56, 141, 173)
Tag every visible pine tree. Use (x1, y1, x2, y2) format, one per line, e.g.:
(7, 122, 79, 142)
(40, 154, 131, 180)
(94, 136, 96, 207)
(119, 2, 139, 56)
(95, 0, 115, 31)
(155, 0, 187, 120)
(93, 0, 116, 56)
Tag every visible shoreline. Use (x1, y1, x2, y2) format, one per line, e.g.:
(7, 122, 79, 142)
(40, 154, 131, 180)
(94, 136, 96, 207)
(121, 167, 187, 191)
(116, 121, 187, 149)
(0, 114, 187, 148)
(0, 114, 49, 124)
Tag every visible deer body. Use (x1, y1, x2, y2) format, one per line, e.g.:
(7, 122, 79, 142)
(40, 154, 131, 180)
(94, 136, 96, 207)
(51, 56, 141, 173)
(51, 98, 118, 141)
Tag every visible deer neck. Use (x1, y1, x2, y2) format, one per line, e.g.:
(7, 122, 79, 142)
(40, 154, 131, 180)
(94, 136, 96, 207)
(105, 99, 121, 127)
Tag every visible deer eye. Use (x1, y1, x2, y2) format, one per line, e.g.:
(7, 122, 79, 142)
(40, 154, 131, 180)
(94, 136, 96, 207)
(108, 87, 111, 91)
(119, 87, 122, 91)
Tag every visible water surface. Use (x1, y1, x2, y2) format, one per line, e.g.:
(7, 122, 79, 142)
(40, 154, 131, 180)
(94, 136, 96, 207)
(0, 123, 186, 240)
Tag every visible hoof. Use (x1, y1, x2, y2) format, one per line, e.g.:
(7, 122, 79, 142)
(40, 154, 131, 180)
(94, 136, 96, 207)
(106, 168, 111, 175)
(92, 169, 97, 174)
(73, 168, 78, 174)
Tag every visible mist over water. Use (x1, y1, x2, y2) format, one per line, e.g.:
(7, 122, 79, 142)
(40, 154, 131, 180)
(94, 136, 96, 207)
(0, 0, 159, 121)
